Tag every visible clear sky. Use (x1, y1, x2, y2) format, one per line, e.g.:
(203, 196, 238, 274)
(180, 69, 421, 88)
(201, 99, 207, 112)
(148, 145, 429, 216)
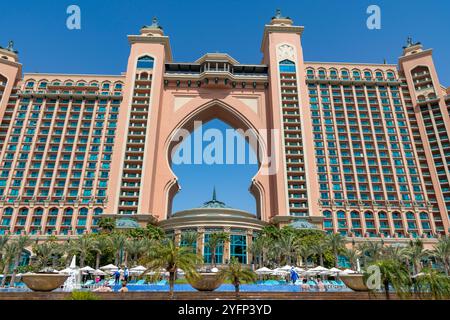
(1, 1, 449, 213)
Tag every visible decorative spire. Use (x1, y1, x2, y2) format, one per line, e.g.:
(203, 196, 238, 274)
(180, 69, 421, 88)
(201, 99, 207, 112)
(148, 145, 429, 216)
(272, 8, 290, 20)
(142, 16, 162, 30)
(199, 187, 229, 209)
(2, 40, 18, 53)
(403, 36, 421, 49)
(275, 8, 282, 19)
(152, 16, 159, 28)
(407, 36, 413, 47)
(7, 40, 14, 51)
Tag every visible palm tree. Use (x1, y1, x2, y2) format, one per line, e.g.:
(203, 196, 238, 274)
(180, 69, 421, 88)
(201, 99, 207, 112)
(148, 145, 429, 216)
(0, 235, 9, 261)
(32, 241, 55, 269)
(145, 239, 201, 299)
(275, 233, 298, 265)
(357, 241, 383, 265)
(369, 259, 411, 299)
(431, 236, 450, 276)
(1, 242, 16, 287)
(219, 257, 256, 298)
(125, 238, 147, 266)
(180, 231, 198, 253)
(310, 241, 327, 267)
(343, 248, 360, 270)
(76, 236, 96, 268)
(250, 235, 272, 268)
(92, 235, 111, 270)
(326, 233, 346, 267)
(97, 217, 116, 233)
(407, 239, 430, 275)
(296, 244, 312, 267)
(110, 232, 127, 266)
(414, 268, 450, 300)
(206, 232, 229, 266)
(382, 245, 409, 264)
(9, 235, 32, 287)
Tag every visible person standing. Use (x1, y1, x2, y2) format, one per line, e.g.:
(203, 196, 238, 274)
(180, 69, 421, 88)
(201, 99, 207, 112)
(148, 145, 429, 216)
(290, 267, 298, 284)
(114, 270, 120, 285)
(124, 267, 129, 282)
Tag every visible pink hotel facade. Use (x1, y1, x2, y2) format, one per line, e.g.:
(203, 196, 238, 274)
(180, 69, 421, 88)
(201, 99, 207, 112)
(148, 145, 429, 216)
(0, 13, 450, 246)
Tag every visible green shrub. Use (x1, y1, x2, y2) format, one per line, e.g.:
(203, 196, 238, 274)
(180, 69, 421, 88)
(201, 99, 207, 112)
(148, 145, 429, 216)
(67, 291, 100, 300)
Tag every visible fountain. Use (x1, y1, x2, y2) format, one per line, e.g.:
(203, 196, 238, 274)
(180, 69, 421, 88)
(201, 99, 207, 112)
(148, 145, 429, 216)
(187, 268, 224, 292)
(62, 255, 82, 291)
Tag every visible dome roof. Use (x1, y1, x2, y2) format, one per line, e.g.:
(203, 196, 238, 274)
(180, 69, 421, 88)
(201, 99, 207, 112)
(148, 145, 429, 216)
(289, 219, 318, 230)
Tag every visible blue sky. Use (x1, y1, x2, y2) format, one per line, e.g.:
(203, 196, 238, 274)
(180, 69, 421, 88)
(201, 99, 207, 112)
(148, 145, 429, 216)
(1, 1, 449, 213)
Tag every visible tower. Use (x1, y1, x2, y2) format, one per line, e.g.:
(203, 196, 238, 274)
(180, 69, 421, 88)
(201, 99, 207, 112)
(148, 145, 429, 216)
(261, 10, 321, 225)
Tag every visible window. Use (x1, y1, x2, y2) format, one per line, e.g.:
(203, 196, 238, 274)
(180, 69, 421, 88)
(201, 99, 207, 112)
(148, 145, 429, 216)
(137, 56, 154, 69)
(203, 234, 224, 264)
(230, 235, 247, 264)
(279, 60, 296, 73)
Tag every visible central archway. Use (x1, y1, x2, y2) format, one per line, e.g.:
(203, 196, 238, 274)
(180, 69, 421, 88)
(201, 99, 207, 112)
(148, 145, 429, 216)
(164, 100, 267, 220)
(169, 118, 259, 215)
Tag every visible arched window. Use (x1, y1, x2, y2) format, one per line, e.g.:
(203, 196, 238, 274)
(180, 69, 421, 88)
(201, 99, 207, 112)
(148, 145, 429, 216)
(94, 208, 103, 215)
(79, 208, 88, 216)
(19, 208, 29, 215)
(34, 208, 44, 216)
(3, 207, 13, 216)
(38, 81, 48, 88)
(279, 59, 296, 73)
(341, 69, 349, 79)
(49, 208, 59, 216)
(64, 208, 74, 216)
(137, 56, 154, 69)
(364, 70, 372, 80)
(352, 70, 361, 80)
(329, 69, 338, 79)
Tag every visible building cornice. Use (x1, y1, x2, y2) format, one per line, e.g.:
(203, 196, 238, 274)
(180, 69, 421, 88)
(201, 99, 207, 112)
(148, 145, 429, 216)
(127, 35, 173, 62)
(398, 48, 433, 65)
(260, 24, 304, 52)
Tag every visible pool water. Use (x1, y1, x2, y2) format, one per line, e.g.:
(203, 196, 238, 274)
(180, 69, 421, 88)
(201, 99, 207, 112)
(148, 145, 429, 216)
(0, 283, 351, 293)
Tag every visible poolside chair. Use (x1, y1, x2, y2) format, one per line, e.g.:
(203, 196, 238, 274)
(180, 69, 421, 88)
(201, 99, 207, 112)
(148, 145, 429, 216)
(83, 280, 94, 287)
(128, 279, 137, 285)
(135, 279, 146, 285)
(156, 279, 167, 286)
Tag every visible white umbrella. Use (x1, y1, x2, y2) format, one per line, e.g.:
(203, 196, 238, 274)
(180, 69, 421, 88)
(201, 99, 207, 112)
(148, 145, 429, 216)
(80, 266, 95, 273)
(255, 267, 273, 275)
(211, 267, 219, 273)
(177, 268, 185, 274)
(309, 266, 329, 272)
(272, 268, 289, 276)
(100, 264, 118, 271)
(279, 265, 292, 271)
(93, 269, 106, 276)
(130, 266, 146, 272)
(294, 267, 305, 273)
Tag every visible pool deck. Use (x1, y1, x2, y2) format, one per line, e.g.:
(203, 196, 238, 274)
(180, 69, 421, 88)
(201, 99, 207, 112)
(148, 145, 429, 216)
(0, 291, 430, 300)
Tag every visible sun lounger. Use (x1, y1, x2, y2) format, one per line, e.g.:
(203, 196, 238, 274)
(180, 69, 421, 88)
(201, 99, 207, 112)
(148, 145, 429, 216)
(135, 279, 146, 285)
(156, 280, 167, 286)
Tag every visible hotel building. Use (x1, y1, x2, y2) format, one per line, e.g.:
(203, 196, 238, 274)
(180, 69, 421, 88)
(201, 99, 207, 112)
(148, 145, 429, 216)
(0, 12, 449, 261)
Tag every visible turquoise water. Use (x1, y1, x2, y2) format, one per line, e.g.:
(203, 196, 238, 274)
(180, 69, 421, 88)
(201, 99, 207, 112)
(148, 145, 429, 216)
(0, 284, 351, 293)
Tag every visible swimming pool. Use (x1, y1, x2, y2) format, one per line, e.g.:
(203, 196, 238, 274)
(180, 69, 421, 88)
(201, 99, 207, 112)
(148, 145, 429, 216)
(0, 284, 351, 293)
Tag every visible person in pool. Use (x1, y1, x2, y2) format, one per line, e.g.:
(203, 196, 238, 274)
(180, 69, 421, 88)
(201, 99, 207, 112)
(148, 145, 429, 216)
(301, 278, 310, 291)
